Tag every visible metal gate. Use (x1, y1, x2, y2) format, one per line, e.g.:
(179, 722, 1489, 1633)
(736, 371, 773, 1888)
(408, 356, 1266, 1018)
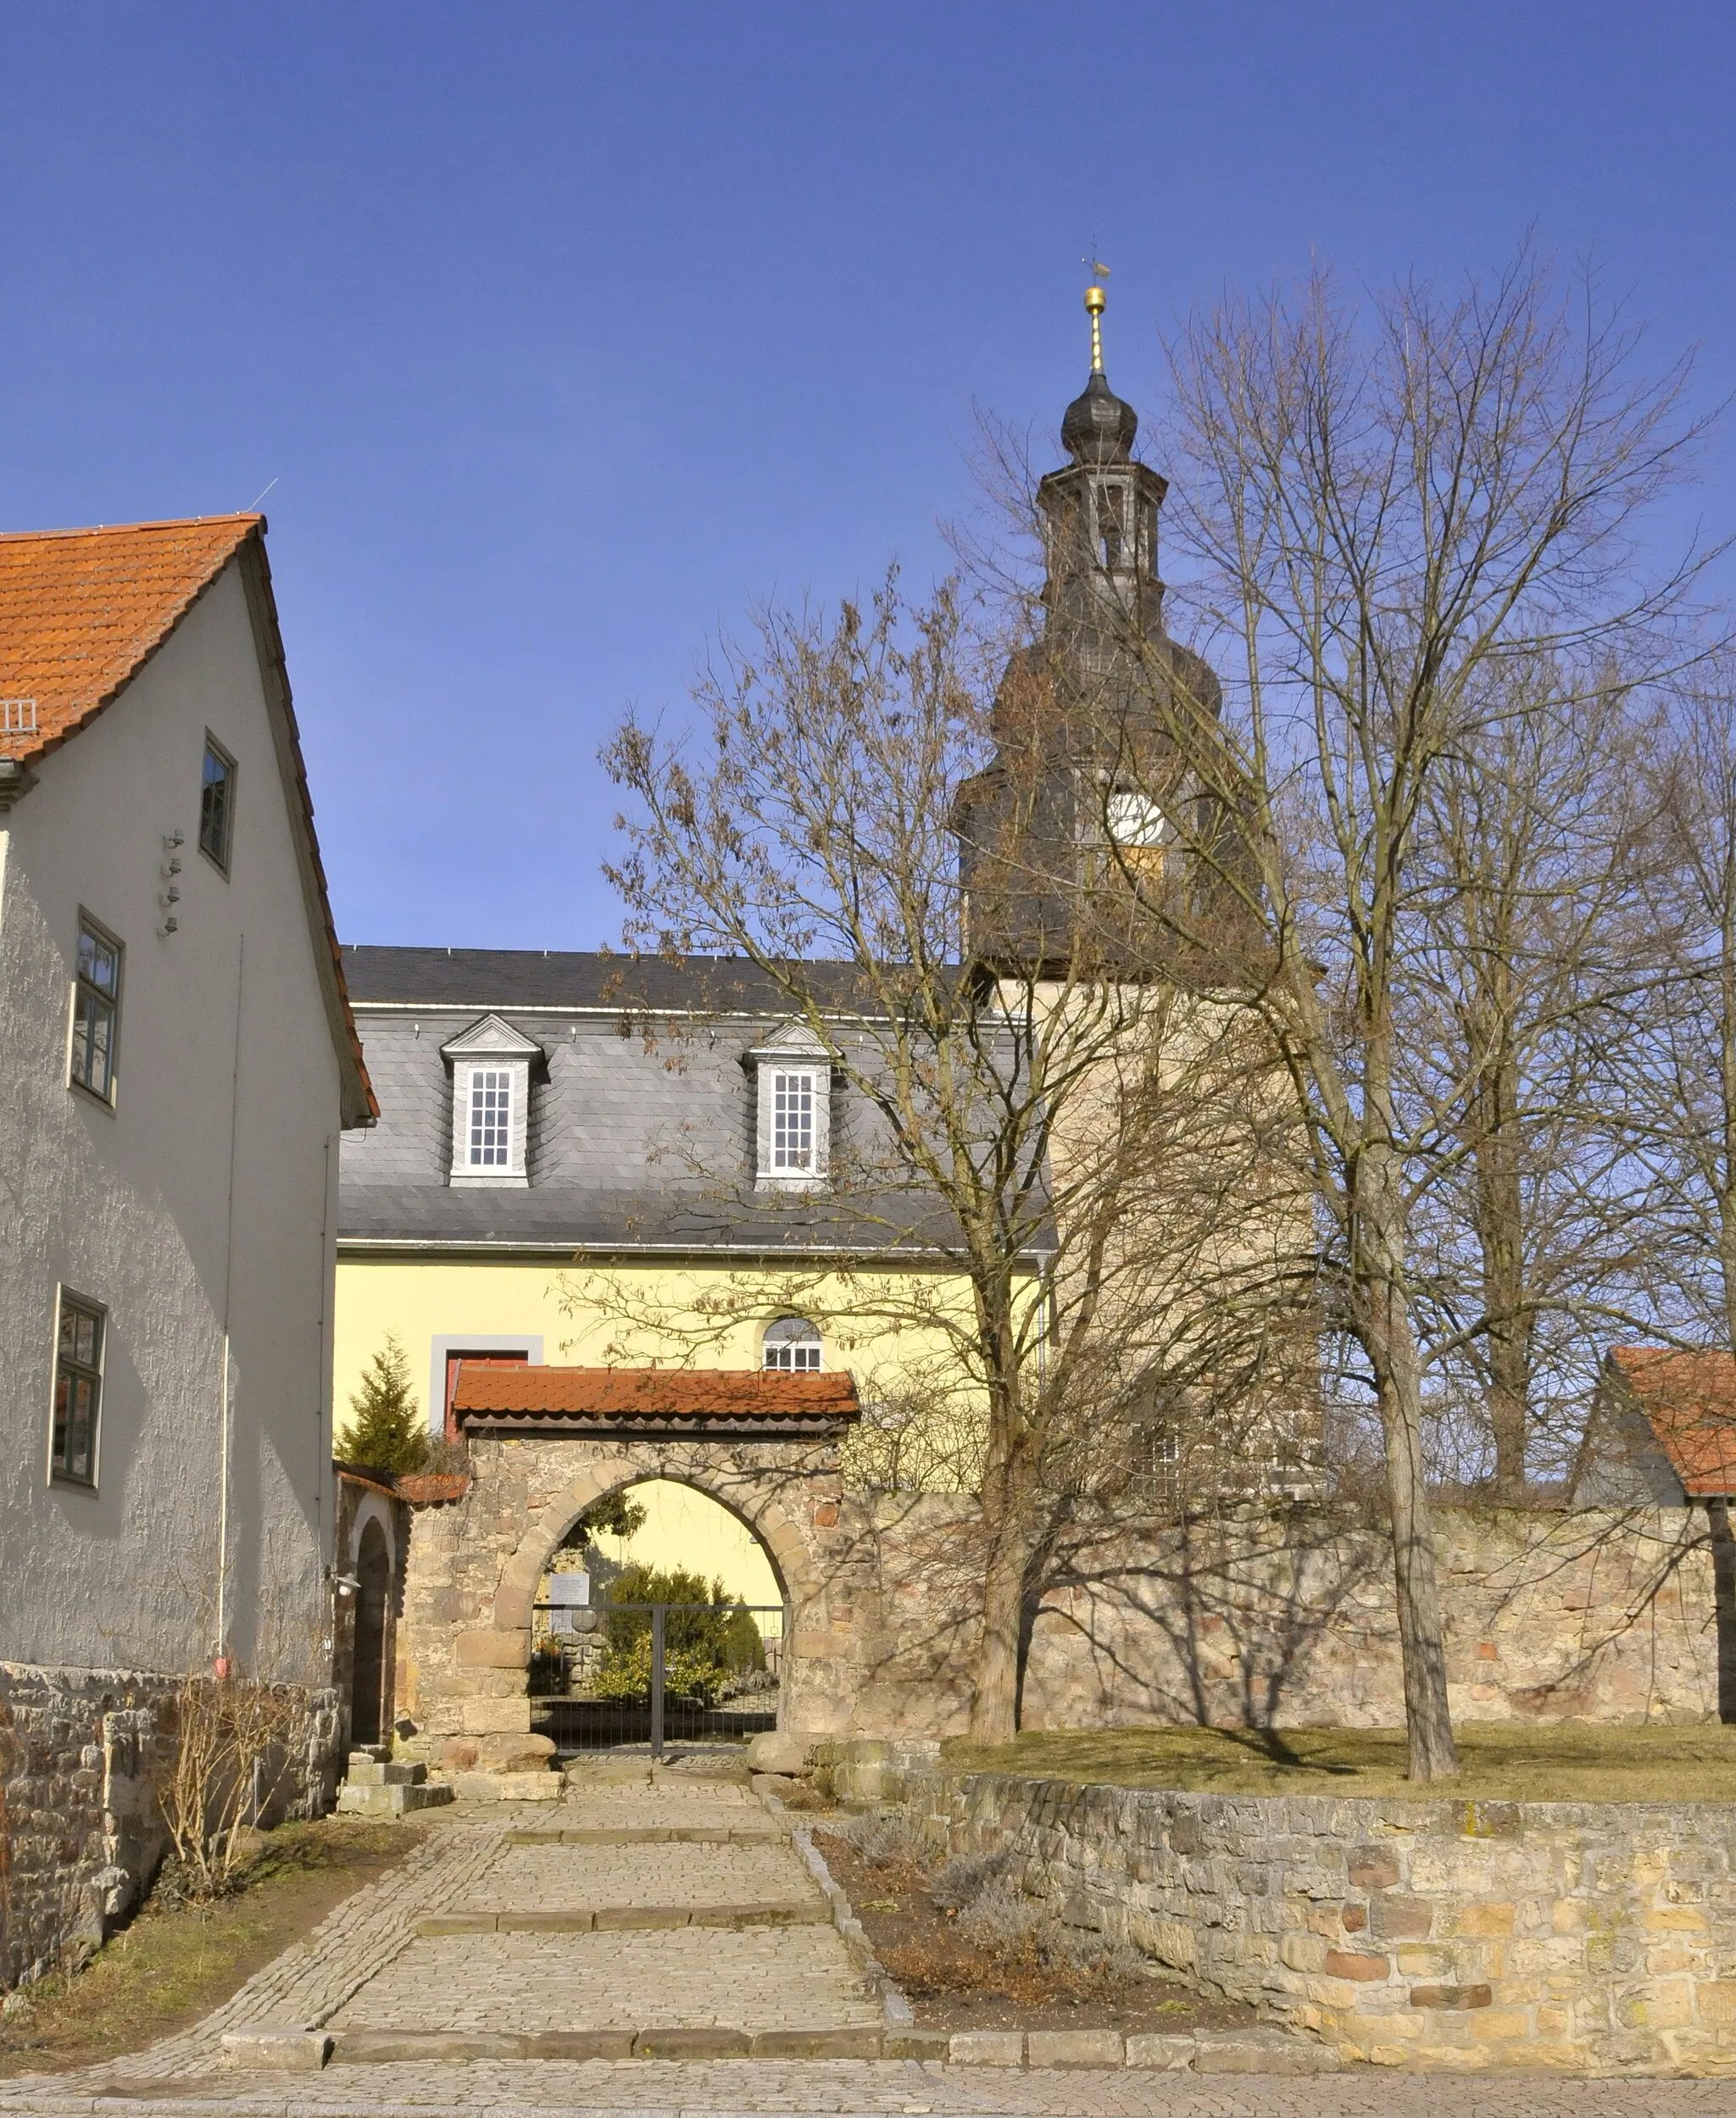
(529, 1597, 788, 1759)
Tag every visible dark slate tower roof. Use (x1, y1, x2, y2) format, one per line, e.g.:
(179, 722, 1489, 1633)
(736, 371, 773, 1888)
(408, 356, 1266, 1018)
(1060, 368, 1140, 465)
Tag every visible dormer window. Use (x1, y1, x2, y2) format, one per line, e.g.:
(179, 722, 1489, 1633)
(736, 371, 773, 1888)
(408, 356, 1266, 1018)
(440, 1014, 543, 1187)
(745, 1021, 833, 1192)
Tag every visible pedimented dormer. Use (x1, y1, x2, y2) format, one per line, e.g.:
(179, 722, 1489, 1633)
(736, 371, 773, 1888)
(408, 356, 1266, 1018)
(743, 1019, 834, 1192)
(441, 1014, 544, 1187)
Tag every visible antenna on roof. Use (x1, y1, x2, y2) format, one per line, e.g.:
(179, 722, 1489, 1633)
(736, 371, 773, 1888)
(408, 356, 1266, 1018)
(248, 478, 279, 512)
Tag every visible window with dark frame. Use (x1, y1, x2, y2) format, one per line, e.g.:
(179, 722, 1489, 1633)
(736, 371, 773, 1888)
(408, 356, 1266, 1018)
(70, 914, 121, 1100)
(199, 737, 236, 871)
(52, 1292, 103, 1484)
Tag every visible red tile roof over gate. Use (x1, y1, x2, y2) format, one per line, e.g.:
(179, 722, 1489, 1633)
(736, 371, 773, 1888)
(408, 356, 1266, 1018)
(450, 1364, 860, 1425)
(1610, 1347, 1736, 1496)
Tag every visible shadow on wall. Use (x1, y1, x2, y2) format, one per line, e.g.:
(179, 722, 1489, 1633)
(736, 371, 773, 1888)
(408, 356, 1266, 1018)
(849, 1493, 1720, 1734)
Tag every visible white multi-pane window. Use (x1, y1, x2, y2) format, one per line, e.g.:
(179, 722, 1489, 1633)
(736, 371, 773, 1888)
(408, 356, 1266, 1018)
(763, 1315, 823, 1371)
(772, 1070, 815, 1173)
(749, 1027, 832, 1191)
(442, 1015, 542, 1187)
(468, 1069, 511, 1167)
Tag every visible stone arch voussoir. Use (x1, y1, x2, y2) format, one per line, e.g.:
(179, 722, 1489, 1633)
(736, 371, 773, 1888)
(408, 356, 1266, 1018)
(491, 1446, 824, 1638)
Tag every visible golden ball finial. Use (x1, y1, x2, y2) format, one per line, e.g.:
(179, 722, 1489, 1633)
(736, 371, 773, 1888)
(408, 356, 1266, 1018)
(1083, 280, 1107, 373)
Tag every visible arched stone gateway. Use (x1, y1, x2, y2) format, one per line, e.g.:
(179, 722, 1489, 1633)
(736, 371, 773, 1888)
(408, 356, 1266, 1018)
(394, 1365, 876, 1776)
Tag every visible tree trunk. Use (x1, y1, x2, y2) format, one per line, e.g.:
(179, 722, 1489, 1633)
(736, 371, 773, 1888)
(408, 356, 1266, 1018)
(1707, 1498, 1736, 1726)
(1475, 1103, 1533, 1503)
(969, 1421, 1032, 1745)
(1358, 1142, 1461, 1782)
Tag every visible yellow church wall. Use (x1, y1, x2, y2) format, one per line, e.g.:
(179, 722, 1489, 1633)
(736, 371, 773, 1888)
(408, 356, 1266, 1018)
(334, 1251, 993, 1588)
(333, 1253, 991, 1454)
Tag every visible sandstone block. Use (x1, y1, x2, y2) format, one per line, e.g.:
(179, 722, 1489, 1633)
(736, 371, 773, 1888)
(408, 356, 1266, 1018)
(1410, 1982, 1493, 2010)
(221, 2026, 331, 2071)
(1450, 1901, 1515, 1938)
(459, 1698, 532, 1736)
(1324, 1948, 1390, 1982)
(1348, 1847, 1401, 1892)
(949, 2030, 1025, 2065)
(632, 2027, 752, 2057)
(750, 2028, 884, 2057)
(1699, 1980, 1736, 2022)
(1123, 2032, 1197, 2070)
(745, 1732, 815, 1775)
(1027, 2028, 1123, 2068)
(1194, 2028, 1341, 2075)
(454, 1629, 531, 1669)
(1370, 1893, 1433, 1940)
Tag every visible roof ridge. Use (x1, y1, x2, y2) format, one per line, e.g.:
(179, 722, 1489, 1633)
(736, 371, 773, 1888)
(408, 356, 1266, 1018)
(0, 512, 263, 544)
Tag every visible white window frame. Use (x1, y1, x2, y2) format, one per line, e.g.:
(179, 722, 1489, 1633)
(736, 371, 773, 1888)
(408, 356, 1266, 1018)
(441, 1014, 542, 1187)
(748, 1026, 833, 1192)
(763, 1315, 823, 1371)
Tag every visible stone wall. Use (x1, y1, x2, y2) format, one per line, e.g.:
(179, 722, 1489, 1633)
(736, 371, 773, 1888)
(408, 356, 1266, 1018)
(0, 1662, 340, 1992)
(899, 1769, 1736, 2073)
(849, 1496, 1719, 1733)
(396, 1436, 1721, 1761)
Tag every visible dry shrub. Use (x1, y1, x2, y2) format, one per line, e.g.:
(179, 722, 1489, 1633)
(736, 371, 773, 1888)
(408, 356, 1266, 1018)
(155, 1673, 304, 1898)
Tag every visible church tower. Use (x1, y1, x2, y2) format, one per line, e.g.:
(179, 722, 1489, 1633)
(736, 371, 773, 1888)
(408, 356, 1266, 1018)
(954, 280, 1227, 976)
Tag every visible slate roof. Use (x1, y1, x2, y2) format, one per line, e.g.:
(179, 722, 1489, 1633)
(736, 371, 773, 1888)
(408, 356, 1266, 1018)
(342, 946, 882, 1015)
(451, 1363, 859, 1432)
(1609, 1347, 1736, 1497)
(338, 950, 1012, 1259)
(0, 514, 375, 1122)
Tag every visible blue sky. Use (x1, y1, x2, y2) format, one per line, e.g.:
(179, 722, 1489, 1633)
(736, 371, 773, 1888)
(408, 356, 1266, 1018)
(2, 3, 1732, 948)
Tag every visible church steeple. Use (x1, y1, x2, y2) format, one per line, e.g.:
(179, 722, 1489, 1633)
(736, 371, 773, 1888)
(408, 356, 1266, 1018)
(1039, 278, 1166, 637)
(951, 278, 1225, 976)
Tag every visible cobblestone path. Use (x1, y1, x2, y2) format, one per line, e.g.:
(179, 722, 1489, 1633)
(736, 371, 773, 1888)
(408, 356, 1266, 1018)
(7, 2056, 1736, 2115)
(325, 1773, 875, 2040)
(8, 1770, 1736, 2114)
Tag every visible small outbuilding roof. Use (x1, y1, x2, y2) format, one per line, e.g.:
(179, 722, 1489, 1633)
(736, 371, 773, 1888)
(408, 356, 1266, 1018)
(450, 1362, 860, 1436)
(1607, 1347, 1736, 1498)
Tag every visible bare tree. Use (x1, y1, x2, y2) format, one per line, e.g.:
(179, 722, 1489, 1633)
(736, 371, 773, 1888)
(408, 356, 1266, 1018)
(1405, 662, 1666, 1497)
(602, 576, 1310, 1743)
(1113, 250, 1708, 1778)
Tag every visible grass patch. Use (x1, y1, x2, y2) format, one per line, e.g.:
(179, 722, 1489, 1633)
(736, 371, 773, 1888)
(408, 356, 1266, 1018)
(0, 1815, 427, 2079)
(939, 1722, 1736, 1803)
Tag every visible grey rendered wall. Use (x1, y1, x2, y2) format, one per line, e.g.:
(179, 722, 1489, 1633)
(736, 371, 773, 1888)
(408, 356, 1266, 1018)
(0, 562, 343, 1680)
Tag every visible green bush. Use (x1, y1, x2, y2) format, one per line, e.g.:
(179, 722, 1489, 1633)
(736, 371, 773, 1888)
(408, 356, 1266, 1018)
(591, 1563, 768, 1704)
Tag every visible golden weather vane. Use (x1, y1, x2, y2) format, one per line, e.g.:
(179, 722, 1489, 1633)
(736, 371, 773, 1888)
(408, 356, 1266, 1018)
(1081, 253, 1110, 373)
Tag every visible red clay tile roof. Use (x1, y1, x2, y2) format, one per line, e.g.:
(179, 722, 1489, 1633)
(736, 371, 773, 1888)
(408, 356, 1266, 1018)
(451, 1364, 860, 1425)
(1610, 1347, 1736, 1496)
(0, 515, 375, 1121)
(0, 515, 262, 764)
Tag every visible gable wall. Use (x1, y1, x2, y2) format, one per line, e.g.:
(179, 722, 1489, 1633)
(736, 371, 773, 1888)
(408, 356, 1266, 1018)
(0, 562, 343, 1677)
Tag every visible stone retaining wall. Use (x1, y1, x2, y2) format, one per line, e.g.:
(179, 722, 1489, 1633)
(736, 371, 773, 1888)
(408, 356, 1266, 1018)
(900, 1769, 1736, 2074)
(0, 1662, 340, 1991)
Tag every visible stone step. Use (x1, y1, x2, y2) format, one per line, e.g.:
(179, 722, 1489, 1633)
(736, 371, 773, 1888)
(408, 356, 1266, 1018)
(321, 2024, 1339, 2070)
(334, 1780, 454, 1818)
(344, 1759, 426, 1787)
(415, 1900, 830, 1935)
(505, 1823, 786, 1846)
(348, 1745, 392, 1766)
